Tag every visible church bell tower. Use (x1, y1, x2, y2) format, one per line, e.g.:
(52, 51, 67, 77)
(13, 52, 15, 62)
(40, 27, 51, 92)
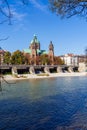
(48, 41, 54, 64)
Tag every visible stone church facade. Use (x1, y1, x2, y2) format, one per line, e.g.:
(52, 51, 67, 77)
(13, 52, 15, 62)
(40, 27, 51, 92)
(0, 47, 6, 64)
(23, 35, 54, 65)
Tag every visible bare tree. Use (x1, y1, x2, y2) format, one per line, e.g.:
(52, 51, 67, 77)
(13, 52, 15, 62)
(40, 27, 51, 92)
(0, 0, 29, 40)
(0, 0, 12, 24)
(0, 0, 29, 25)
(0, 0, 30, 90)
(49, 0, 87, 18)
(0, 73, 16, 92)
(0, 36, 9, 42)
(0, 0, 29, 89)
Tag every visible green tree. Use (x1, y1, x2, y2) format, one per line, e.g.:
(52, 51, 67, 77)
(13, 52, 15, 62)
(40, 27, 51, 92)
(3, 51, 11, 64)
(54, 56, 64, 65)
(40, 54, 50, 65)
(11, 50, 25, 64)
(49, 0, 87, 18)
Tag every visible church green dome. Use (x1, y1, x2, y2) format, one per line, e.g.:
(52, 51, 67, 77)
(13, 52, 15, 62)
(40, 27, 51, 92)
(30, 35, 40, 44)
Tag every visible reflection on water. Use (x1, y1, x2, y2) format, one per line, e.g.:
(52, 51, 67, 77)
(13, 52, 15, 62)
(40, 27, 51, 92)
(0, 77, 87, 129)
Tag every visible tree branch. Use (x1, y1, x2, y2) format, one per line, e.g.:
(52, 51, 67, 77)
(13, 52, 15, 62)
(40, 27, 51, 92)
(49, 0, 87, 18)
(0, 36, 9, 41)
(0, 19, 8, 24)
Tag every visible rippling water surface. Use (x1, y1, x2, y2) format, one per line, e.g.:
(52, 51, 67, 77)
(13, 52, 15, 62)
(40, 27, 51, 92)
(0, 76, 87, 130)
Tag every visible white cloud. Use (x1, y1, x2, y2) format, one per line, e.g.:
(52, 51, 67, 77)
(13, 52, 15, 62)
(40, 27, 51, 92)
(2, 5, 27, 21)
(11, 8, 26, 21)
(29, 0, 47, 12)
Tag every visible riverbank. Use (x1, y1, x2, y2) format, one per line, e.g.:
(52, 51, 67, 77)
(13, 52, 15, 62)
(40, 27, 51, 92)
(2, 72, 87, 81)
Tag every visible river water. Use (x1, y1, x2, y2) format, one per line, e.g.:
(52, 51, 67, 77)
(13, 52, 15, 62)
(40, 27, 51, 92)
(0, 76, 87, 130)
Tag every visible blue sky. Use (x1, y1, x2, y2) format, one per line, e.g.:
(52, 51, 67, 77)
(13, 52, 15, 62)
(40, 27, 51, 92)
(0, 0, 87, 56)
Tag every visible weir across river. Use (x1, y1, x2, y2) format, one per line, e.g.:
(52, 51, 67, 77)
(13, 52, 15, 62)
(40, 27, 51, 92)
(0, 65, 79, 75)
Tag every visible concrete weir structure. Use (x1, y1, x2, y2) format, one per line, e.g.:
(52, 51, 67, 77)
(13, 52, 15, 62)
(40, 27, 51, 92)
(0, 65, 79, 75)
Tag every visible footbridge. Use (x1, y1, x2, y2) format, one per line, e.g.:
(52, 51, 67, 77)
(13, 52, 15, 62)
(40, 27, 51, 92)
(0, 65, 79, 75)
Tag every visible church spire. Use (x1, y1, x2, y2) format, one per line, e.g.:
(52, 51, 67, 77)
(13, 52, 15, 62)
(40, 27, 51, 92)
(49, 41, 54, 51)
(48, 41, 54, 65)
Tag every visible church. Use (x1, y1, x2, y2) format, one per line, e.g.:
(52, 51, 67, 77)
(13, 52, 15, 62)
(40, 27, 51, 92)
(0, 47, 6, 64)
(23, 35, 54, 65)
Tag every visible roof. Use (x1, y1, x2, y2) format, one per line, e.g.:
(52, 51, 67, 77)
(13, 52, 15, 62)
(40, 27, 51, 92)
(30, 35, 40, 44)
(23, 49, 48, 55)
(41, 50, 47, 54)
(23, 49, 31, 53)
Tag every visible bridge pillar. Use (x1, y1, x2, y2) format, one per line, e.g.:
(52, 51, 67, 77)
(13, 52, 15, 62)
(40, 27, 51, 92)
(44, 67, 50, 74)
(68, 67, 74, 73)
(29, 66, 35, 74)
(57, 66, 62, 73)
(12, 67, 18, 76)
